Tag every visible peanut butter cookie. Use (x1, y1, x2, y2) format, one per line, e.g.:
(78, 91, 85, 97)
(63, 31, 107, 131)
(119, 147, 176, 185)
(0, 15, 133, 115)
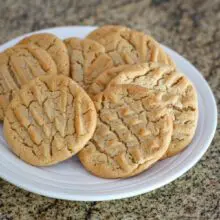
(64, 37, 114, 90)
(4, 75, 97, 166)
(87, 26, 175, 67)
(109, 63, 198, 158)
(0, 44, 57, 120)
(19, 33, 70, 76)
(78, 85, 173, 178)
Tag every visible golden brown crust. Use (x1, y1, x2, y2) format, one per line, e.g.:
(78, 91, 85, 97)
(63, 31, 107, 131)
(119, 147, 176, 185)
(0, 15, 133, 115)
(4, 75, 97, 166)
(108, 63, 198, 158)
(78, 84, 173, 178)
(0, 44, 57, 120)
(19, 33, 70, 76)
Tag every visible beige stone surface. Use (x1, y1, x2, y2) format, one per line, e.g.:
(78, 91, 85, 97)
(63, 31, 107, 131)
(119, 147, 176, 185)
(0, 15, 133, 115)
(0, 0, 219, 219)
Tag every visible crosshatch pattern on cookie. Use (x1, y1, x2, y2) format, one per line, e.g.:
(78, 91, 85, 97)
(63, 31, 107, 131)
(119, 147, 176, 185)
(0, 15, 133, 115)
(64, 37, 114, 90)
(109, 63, 198, 158)
(87, 26, 175, 67)
(19, 33, 70, 76)
(79, 85, 173, 178)
(0, 44, 57, 120)
(4, 75, 97, 166)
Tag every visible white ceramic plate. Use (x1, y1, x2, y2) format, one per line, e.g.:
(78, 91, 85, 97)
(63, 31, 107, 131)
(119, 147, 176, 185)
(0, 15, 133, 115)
(0, 26, 217, 201)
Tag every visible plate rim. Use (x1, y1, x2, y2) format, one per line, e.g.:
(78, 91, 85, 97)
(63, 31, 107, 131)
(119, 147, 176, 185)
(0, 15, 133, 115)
(0, 25, 217, 201)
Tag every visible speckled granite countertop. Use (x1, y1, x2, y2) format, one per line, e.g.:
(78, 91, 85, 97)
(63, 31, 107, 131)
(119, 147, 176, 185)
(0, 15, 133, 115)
(0, 0, 219, 219)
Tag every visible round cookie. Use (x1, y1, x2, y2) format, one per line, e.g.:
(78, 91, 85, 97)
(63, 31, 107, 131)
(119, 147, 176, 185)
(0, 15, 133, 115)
(4, 75, 97, 166)
(108, 63, 198, 158)
(64, 37, 114, 89)
(87, 26, 175, 67)
(19, 33, 70, 76)
(0, 44, 57, 120)
(78, 85, 173, 178)
(87, 25, 129, 41)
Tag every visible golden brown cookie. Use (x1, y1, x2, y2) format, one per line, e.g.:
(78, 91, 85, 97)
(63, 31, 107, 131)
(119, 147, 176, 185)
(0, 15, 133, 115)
(64, 37, 114, 90)
(78, 85, 173, 178)
(87, 26, 175, 67)
(108, 63, 198, 158)
(0, 44, 57, 120)
(3, 75, 97, 166)
(19, 33, 70, 76)
(87, 25, 129, 41)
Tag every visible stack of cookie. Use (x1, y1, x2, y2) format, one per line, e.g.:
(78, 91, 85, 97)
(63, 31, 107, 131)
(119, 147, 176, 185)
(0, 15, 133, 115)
(0, 25, 198, 179)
